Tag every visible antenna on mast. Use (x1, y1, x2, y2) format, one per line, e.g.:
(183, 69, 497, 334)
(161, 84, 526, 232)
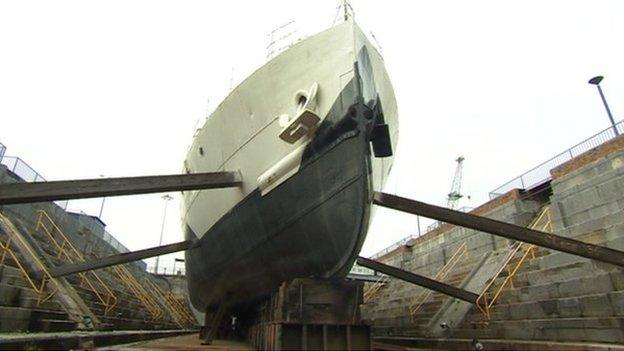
(341, 0, 353, 21)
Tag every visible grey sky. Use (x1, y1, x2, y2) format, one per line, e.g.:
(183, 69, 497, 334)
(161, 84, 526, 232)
(1, 1, 622, 270)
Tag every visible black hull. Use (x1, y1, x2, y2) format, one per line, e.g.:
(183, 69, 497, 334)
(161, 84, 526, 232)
(186, 134, 371, 310)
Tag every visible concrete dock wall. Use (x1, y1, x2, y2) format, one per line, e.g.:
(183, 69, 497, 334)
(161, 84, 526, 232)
(364, 136, 624, 343)
(362, 191, 541, 336)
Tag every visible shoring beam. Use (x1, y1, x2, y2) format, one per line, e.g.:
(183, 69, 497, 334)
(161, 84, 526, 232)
(0, 171, 242, 205)
(373, 191, 624, 268)
(356, 256, 479, 303)
(50, 240, 196, 277)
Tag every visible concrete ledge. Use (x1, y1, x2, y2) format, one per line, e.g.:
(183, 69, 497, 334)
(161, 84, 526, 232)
(551, 135, 624, 180)
(0, 329, 197, 349)
(374, 336, 624, 350)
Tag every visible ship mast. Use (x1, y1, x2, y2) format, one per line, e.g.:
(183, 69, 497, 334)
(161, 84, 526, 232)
(341, 0, 353, 21)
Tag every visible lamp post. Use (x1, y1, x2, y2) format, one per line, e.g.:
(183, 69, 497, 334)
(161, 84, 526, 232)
(154, 194, 173, 274)
(416, 215, 421, 237)
(588, 75, 619, 136)
(98, 174, 106, 219)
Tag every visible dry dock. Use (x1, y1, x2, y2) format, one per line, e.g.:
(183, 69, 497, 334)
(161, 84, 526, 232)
(1, 124, 624, 350)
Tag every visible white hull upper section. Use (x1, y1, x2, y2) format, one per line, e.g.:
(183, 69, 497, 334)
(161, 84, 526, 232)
(182, 20, 398, 239)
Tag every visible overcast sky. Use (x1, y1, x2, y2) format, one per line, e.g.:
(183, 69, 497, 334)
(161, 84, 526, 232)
(1, 1, 623, 270)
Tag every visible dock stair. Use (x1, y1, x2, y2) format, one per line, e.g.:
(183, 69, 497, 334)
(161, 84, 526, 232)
(0, 208, 197, 332)
(0, 212, 94, 332)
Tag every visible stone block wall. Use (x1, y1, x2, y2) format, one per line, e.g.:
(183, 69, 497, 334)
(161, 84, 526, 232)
(361, 192, 541, 334)
(364, 137, 624, 344)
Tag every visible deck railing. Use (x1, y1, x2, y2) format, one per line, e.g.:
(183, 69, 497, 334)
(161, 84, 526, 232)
(266, 20, 298, 60)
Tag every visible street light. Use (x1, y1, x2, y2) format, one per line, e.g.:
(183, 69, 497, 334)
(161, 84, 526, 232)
(154, 194, 173, 274)
(588, 75, 619, 136)
(98, 174, 106, 219)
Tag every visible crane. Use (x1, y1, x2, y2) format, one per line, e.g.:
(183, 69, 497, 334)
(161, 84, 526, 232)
(446, 156, 465, 209)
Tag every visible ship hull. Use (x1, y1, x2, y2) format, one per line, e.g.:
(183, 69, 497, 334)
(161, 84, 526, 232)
(185, 94, 373, 310)
(182, 20, 398, 314)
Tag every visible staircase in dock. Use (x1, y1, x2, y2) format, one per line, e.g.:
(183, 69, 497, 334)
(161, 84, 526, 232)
(0, 210, 197, 332)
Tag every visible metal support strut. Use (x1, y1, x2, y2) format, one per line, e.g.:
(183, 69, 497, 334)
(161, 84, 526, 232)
(50, 240, 196, 277)
(356, 256, 478, 303)
(0, 171, 242, 205)
(202, 297, 227, 345)
(373, 191, 624, 268)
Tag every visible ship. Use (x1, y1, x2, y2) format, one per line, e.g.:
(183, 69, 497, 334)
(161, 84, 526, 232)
(181, 12, 399, 319)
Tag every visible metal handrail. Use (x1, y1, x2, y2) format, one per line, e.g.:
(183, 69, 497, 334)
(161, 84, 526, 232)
(142, 278, 181, 326)
(0, 213, 60, 305)
(166, 292, 197, 326)
(476, 207, 550, 304)
(489, 120, 624, 198)
(35, 210, 118, 315)
(143, 278, 196, 327)
(363, 274, 387, 303)
(164, 292, 196, 327)
(370, 235, 418, 260)
(266, 20, 297, 60)
(409, 241, 469, 319)
(476, 207, 552, 319)
(112, 264, 163, 321)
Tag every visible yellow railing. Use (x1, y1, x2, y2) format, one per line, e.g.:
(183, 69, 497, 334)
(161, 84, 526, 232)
(143, 278, 196, 327)
(409, 241, 469, 319)
(112, 264, 163, 321)
(35, 210, 118, 315)
(0, 213, 59, 306)
(363, 274, 387, 303)
(166, 292, 197, 326)
(476, 206, 553, 319)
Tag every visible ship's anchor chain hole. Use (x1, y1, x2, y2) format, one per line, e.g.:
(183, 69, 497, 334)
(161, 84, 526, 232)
(278, 82, 321, 144)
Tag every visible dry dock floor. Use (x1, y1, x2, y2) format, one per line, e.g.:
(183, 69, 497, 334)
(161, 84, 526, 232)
(104, 333, 254, 350)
